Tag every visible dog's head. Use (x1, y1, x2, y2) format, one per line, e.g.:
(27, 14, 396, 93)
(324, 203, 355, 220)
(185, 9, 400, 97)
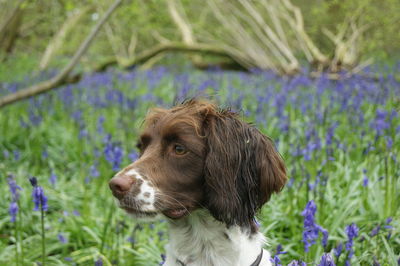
(109, 100, 286, 227)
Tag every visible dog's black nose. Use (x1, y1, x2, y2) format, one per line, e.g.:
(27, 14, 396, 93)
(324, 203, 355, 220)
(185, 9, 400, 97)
(109, 176, 134, 199)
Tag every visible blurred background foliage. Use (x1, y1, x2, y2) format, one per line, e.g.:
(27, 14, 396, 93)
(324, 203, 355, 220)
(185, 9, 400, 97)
(0, 0, 399, 77)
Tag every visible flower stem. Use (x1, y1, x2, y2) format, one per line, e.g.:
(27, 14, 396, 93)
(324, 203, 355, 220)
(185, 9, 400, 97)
(100, 200, 115, 254)
(18, 207, 24, 263)
(14, 220, 19, 266)
(41, 204, 46, 266)
(384, 156, 389, 217)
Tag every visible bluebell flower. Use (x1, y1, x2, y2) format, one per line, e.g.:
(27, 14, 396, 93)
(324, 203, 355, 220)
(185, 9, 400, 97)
(13, 150, 20, 161)
(49, 172, 57, 187)
(334, 243, 343, 258)
(58, 233, 68, 244)
(326, 123, 338, 146)
(97, 116, 105, 134)
(371, 109, 389, 136)
(385, 136, 393, 150)
(42, 148, 48, 159)
(345, 223, 358, 262)
(90, 163, 100, 178)
(126, 236, 136, 244)
(159, 254, 166, 265)
(95, 258, 103, 266)
(7, 176, 22, 202)
(128, 150, 139, 162)
(318, 253, 335, 266)
(29, 177, 48, 211)
(73, 210, 81, 216)
(362, 169, 368, 187)
(104, 134, 124, 171)
(287, 260, 307, 266)
(370, 225, 381, 237)
(7, 176, 21, 223)
(157, 230, 164, 240)
(301, 200, 329, 252)
(270, 255, 281, 266)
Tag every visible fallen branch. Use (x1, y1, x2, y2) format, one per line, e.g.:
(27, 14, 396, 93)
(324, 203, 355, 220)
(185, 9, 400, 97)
(95, 41, 239, 70)
(0, 0, 123, 108)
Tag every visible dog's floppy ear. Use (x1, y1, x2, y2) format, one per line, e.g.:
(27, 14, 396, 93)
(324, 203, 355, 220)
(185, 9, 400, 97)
(203, 110, 286, 228)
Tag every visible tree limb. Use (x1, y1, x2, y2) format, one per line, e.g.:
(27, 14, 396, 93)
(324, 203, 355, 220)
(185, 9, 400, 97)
(0, 0, 25, 36)
(39, 6, 92, 70)
(0, 0, 123, 108)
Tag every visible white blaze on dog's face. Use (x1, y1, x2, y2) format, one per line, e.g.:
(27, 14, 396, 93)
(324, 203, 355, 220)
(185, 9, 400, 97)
(108, 100, 287, 227)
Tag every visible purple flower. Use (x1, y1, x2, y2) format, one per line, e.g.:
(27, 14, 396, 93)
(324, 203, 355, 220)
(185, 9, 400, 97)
(42, 148, 48, 159)
(345, 223, 359, 261)
(288, 260, 307, 266)
(9, 202, 19, 223)
(7, 176, 22, 202)
(95, 258, 103, 266)
(326, 123, 337, 146)
(126, 236, 136, 244)
(29, 177, 48, 211)
(269, 244, 286, 266)
(301, 200, 329, 252)
(362, 169, 369, 187)
(90, 163, 100, 178)
(13, 150, 20, 161)
(97, 116, 105, 134)
(128, 150, 139, 162)
(104, 134, 124, 171)
(385, 136, 393, 150)
(49, 172, 57, 187)
(371, 109, 390, 136)
(159, 254, 166, 265)
(270, 255, 282, 266)
(318, 253, 335, 266)
(334, 243, 343, 258)
(370, 225, 381, 237)
(58, 233, 68, 244)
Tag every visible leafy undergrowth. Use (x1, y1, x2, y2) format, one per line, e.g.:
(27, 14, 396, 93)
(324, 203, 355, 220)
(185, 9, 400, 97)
(1, 65, 399, 265)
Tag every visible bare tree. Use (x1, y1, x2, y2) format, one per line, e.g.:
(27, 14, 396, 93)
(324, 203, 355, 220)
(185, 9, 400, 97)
(0, 0, 123, 108)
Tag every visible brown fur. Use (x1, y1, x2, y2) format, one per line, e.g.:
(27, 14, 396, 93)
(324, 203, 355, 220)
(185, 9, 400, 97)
(125, 99, 286, 228)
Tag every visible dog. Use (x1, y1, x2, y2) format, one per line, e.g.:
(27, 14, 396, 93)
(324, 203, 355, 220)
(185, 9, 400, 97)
(109, 99, 287, 266)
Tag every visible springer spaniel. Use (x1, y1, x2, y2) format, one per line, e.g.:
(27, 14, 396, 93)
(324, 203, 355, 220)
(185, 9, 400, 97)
(109, 99, 287, 266)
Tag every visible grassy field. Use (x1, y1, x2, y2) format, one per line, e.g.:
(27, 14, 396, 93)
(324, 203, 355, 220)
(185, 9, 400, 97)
(0, 64, 399, 265)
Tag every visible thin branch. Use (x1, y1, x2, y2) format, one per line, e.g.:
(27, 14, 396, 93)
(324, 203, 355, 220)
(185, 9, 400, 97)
(0, 0, 123, 108)
(40, 7, 91, 70)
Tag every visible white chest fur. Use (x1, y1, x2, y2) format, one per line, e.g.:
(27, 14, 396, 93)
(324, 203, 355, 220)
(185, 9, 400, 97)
(163, 210, 272, 266)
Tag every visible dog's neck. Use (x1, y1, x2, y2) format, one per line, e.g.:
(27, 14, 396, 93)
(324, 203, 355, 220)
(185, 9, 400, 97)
(164, 210, 270, 266)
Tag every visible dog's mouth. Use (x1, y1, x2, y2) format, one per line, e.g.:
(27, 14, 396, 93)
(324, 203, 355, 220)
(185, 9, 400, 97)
(162, 208, 189, 219)
(120, 205, 188, 219)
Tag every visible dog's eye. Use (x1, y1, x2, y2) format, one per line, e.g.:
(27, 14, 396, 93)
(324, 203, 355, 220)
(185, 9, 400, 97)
(174, 144, 187, 155)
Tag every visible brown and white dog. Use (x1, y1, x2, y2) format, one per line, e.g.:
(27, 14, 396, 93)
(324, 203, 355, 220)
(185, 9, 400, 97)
(109, 99, 287, 266)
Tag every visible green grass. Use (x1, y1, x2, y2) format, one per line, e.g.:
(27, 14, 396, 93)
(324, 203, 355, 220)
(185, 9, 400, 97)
(0, 64, 399, 265)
